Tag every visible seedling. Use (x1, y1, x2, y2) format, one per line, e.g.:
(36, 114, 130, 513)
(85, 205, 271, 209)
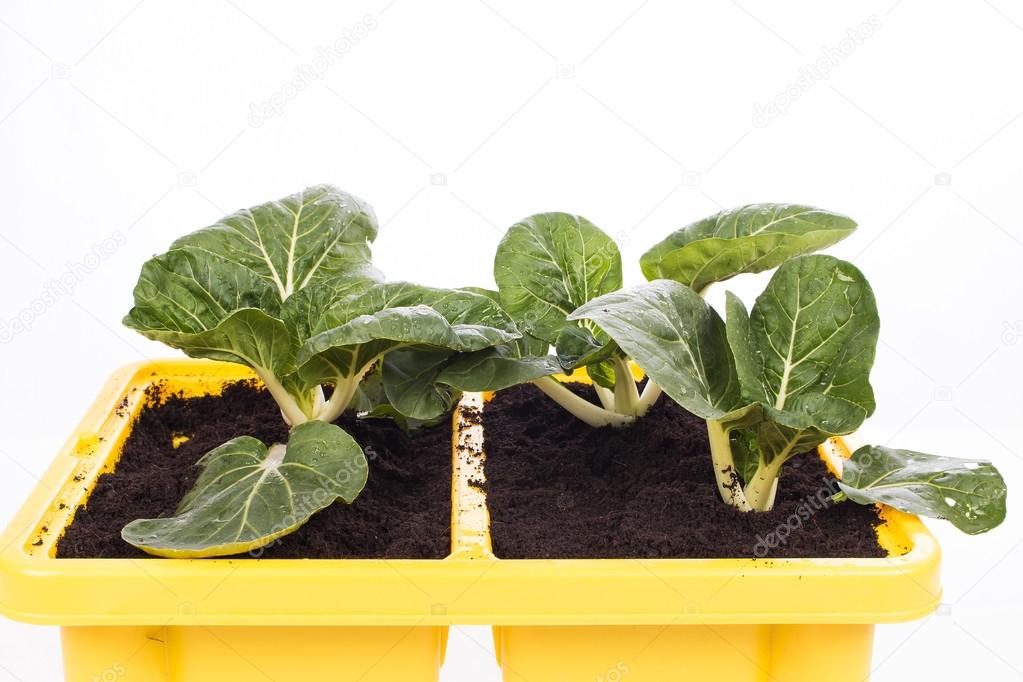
(571, 257, 1007, 533)
(120, 185, 518, 556)
(438, 212, 648, 427)
(440, 204, 861, 429)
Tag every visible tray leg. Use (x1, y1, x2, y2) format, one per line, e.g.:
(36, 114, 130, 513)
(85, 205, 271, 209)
(769, 624, 874, 682)
(62, 626, 169, 682)
(61, 625, 447, 682)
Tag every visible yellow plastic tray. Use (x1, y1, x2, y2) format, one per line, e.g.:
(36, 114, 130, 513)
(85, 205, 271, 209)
(0, 360, 457, 682)
(0, 360, 942, 682)
(453, 371, 942, 682)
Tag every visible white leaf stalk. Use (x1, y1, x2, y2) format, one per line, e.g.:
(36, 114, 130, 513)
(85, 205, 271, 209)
(612, 356, 640, 416)
(696, 281, 771, 510)
(744, 445, 795, 512)
(528, 358, 664, 429)
(257, 361, 378, 428)
(706, 419, 752, 511)
(256, 370, 311, 427)
(593, 383, 617, 411)
(531, 376, 635, 428)
(635, 379, 662, 416)
(315, 362, 377, 423)
(706, 417, 794, 512)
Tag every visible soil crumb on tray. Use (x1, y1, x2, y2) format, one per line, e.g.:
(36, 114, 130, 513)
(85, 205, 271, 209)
(57, 381, 452, 559)
(483, 383, 886, 559)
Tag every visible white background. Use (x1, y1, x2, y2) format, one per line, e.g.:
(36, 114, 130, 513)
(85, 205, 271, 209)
(2, 1, 1022, 680)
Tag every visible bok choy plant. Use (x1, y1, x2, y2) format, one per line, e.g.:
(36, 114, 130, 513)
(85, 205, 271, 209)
(570, 256, 1007, 533)
(439, 204, 860, 429)
(434, 212, 653, 427)
(120, 185, 519, 557)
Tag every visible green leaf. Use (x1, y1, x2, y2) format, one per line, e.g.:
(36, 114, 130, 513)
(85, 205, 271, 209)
(278, 279, 380, 388)
(430, 291, 558, 395)
(169, 185, 380, 300)
(280, 278, 379, 343)
(839, 446, 1008, 535)
(121, 421, 368, 558)
(729, 427, 760, 484)
(514, 332, 552, 358)
(381, 348, 460, 420)
(349, 361, 388, 412)
(124, 186, 382, 415)
(585, 359, 617, 389)
(297, 283, 520, 387)
(124, 246, 292, 363)
(458, 287, 501, 302)
(129, 299, 295, 376)
(745, 255, 879, 435)
(640, 203, 856, 291)
(554, 324, 618, 371)
(347, 363, 443, 429)
(724, 291, 766, 410)
(719, 256, 879, 469)
(125, 246, 282, 330)
(123, 248, 306, 409)
(435, 345, 562, 392)
(754, 420, 829, 468)
(494, 212, 622, 344)
(568, 280, 742, 420)
(359, 403, 448, 431)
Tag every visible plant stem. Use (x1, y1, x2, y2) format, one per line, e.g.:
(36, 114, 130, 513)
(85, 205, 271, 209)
(316, 362, 375, 424)
(312, 385, 326, 415)
(744, 433, 804, 511)
(706, 419, 751, 511)
(256, 370, 309, 426)
(745, 458, 786, 511)
(635, 380, 662, 416)
(532, 376, 635, 428)
(317, 377, 359, 423)
(611, 356, 640, 416)
(593, 383, 617, 411)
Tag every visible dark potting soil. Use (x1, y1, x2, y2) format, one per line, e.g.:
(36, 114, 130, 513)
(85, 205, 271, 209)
(57, 381, 452, 559)
(483, 382, 886, 559)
